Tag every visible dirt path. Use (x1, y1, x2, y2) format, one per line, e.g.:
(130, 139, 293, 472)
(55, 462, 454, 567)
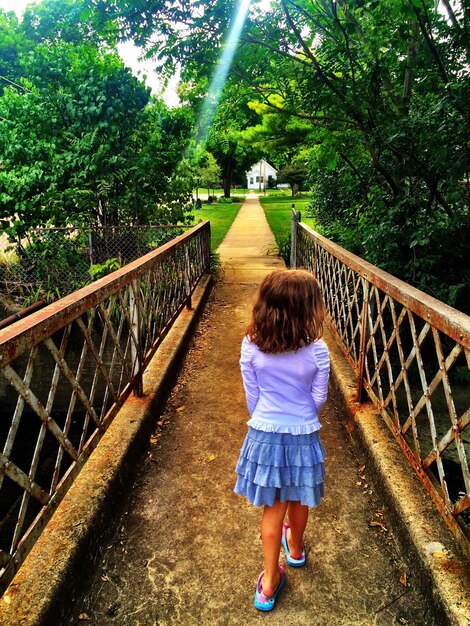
(72, 195, 436, 625)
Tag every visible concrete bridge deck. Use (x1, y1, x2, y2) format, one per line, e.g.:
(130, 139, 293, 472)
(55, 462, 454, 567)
(65, 195, 460, 625)
(2, 195, 468, 626)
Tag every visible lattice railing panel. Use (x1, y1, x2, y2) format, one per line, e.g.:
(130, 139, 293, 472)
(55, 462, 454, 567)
(298, 233, 365, 370)
(0, 221, 210, 592)
(295, 217, 470, 557)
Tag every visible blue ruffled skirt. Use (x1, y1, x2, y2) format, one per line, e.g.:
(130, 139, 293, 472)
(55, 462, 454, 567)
(234, 427, 326, 507)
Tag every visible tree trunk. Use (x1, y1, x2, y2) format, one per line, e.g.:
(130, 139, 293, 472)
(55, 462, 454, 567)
(223, 155, 233, 198)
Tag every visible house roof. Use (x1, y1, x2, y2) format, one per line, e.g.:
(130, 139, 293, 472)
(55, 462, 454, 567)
(246, 159, 277, 174)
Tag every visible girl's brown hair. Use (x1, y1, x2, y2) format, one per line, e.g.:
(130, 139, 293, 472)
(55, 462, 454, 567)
(247, 269, 326, 353)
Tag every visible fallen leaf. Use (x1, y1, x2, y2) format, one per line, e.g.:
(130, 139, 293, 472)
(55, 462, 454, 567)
(400, 572, 408, 587)
(369, 521, 388, 532)
(358, 464, 366, 474)
(3, 595, 11, 605)
(208, 454, 216, 462)
(432, 551, 447, 558)
(176, 405, 186, 412)
(78, 614, 90, 621)
(101, 574, 110, 582)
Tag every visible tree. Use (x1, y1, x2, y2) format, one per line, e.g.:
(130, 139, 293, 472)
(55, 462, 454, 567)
(20, 0, 117, 47)
(204, 84, 263, 197)
(196, 150, 222, 193)
(0, 42, 152, 235)
(111, 0, 469, 308)
(0, 9, 28, 94)
(277, 163, 308, 197)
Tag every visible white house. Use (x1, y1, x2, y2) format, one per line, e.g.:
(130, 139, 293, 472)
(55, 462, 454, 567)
(246, 159, 277, 190)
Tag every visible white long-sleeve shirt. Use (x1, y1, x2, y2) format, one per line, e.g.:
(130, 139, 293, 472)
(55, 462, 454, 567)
(239, 335, 330, 434)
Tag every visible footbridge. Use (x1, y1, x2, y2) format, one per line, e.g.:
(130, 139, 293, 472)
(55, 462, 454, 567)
(0, 195, 469, 625)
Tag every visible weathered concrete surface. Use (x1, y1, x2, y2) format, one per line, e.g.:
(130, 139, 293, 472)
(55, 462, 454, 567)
(326, 327, 470, 625)
(67, 195, 469, 625)
(0, 276, 213, 626)
(217, 194, 284, 283)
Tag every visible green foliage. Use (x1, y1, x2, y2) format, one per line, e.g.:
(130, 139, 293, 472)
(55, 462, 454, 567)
(274, 232, 292, 267)
(88, 258, 121, 280)
(20, 0, 117, 46)
(0, 23, 195, 242)
(18, 230, 89, 279)
(0, 41, 149, 235)
(22, 277, 62, 306)
(259, 195, 314, 266)
(277, 164, 309, 197)
(203, 83, 264, 197)
(121, 0, 468, 310)
(194, 149, 222, 191)
(209, 250, 223, 279)
(0, 9, 26, 94)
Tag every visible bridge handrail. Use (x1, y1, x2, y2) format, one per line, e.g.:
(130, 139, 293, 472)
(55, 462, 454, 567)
(295, 219, 469, 349)
(0, 220, 211, 593)
(0, 221, 209, 368)
(292, 210, 470, 557)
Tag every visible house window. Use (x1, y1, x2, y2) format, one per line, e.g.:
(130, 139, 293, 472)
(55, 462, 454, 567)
(250, 177, 253, 184)
(256, 176, 260, 182)
(260, 176, 264, 183)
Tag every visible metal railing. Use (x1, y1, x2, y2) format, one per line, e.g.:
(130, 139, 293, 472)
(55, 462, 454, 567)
(0, 221, 211, 593)
(0, 224, 192, 301)
(292, 210, 470, 557)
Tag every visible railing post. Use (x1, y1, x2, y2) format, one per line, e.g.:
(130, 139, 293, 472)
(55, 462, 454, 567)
(356, 279, 370, 403)
(206, 222, 211, 273)
(130, 278, 143, 396)
(88, 229, 94, 267)
(290, 206, 301, 268)
(184, 244, 193, 310)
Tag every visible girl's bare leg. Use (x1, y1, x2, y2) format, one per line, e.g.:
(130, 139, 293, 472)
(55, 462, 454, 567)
(286, 501, 309, 559)
(261, 499, 288, 595)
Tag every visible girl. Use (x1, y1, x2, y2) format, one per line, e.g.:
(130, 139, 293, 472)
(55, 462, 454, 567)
(234, 269, 330, 612)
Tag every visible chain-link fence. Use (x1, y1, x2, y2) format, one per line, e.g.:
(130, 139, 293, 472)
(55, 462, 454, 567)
(0, 225, 194, 305)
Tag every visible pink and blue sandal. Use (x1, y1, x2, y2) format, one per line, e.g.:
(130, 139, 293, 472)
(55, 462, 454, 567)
(282, 522, 306, 567)
(254, 564, 286, 611)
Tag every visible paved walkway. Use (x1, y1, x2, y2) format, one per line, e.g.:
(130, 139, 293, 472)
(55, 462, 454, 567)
(72, 195, 436, 625)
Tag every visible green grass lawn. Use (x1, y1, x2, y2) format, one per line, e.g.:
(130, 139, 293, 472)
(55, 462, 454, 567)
(193, 188, 293, 198)
(194, 188, 247, 199)
(259, 194, 315, 245)
(190, 201, 243, 249)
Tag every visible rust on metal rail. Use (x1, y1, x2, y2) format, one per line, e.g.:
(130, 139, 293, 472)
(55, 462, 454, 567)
(0, 222, 209, 368)
(0, 220, 211, 594)
(294, 217, 470, 557)
(298, 223, 469, 350)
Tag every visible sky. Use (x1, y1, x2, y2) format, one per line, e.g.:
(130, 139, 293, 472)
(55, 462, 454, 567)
(0, 0, 180, 105)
